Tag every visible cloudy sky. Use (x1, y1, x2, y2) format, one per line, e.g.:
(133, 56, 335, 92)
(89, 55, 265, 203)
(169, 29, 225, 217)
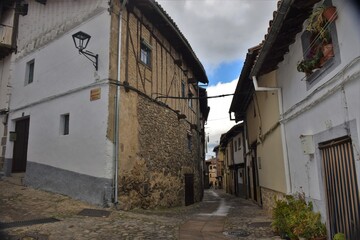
(156, 0, 278, 158)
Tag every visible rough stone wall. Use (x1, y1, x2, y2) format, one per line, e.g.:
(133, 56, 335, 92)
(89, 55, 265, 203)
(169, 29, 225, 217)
(118, 96, 202, 210)
(261, 187, 285, 216)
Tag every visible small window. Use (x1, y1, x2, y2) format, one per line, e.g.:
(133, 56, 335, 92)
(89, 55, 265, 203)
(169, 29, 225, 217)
(188, 98, 193, 108)
(234, 140, 237, 152)
(140, 41, 151, 66)
(187, 135, 192, 151)
(60, 113, 70, 135)
(181, 81, 186, 98)
(25, 59, 35, 85)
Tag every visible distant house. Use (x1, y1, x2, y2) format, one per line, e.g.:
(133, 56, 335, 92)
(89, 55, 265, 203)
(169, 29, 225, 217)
(206, 157, 217, 188)
(1, 0, 209, 209)
(213, 145, 224, 189)
(219, 123, 246, 197)
(230, 0, 360, 238)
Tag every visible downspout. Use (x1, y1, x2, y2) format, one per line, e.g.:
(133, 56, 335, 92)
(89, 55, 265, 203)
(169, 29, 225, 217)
(114, 4, 123, 205)
(252, 76, 292, 194)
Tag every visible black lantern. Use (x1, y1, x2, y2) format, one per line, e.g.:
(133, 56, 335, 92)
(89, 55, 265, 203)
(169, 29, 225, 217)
(72, 31, 98, 71)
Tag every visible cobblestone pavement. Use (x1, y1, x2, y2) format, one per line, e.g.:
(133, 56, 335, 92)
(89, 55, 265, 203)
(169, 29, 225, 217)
(0, 176, 281, 240)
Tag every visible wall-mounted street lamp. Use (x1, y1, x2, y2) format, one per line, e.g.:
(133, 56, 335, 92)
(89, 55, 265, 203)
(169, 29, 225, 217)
(72, 31, 98, 71)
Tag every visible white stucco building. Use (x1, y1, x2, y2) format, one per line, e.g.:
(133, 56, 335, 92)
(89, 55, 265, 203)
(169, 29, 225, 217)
(230, 0, 359, 238)
(1, 0, 209, 209)
(250, 0, 360, 238)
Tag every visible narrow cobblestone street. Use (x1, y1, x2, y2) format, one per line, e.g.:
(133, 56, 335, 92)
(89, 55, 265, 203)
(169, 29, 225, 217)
(0, 176, 280, 240)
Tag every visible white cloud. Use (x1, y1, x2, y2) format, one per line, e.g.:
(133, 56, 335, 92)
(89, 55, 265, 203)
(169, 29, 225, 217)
(205, 79, 238, 158)
(157, 0, 278, 67)
(155, 0, 277, 158)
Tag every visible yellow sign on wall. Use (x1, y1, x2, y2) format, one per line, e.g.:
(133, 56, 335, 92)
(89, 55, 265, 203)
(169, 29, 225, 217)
(90, 88, 101, 101)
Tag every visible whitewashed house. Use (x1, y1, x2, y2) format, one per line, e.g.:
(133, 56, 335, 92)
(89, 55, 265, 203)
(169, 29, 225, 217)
(230, 0, 360, 238)
(2, 0, 209, 209)
(220, 123, 246, 197)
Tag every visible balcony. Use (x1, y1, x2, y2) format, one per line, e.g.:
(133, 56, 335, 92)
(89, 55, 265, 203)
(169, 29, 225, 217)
(0, 0, 17, 59)
(0, 24, 14, 58)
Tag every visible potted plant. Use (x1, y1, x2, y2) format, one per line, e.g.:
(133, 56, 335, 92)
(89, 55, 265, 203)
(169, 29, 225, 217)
(297, 5, 337, 75)
(323, 6, 337, 22)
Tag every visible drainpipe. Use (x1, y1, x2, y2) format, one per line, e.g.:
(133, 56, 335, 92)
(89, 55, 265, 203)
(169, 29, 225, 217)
(113, 5, 123, 205)
(252, 76, 292, 194)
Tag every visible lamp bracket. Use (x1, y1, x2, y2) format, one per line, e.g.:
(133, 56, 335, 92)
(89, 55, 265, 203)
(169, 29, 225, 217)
(79, 49, 98, 71)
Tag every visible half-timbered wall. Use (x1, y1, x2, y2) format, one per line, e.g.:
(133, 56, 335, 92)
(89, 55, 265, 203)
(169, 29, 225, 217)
(116, 5, 203, 209)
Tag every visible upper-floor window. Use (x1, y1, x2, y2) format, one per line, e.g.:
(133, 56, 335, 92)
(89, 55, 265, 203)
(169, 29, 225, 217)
(25, 59, 35, 85)
(297, 1, 340, 88)
(188, 89, 193, 109)
(140, 40, 151, 66)
(181, 81, 186, 98)
(234, 140, 237, 152)
(60, 113, 70, 135)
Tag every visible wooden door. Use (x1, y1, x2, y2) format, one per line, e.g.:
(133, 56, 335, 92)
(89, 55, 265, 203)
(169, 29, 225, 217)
(185, 174, 194, 206)
(12, 118, 30, 172)
(320, 136, 360, 239)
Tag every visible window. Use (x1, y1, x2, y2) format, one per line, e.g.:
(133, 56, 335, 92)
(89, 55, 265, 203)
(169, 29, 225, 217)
(234, 140, 237, 152)
(238, 137, 242, 150)
(188, 90, 193, 109)
(60, 114, 70, 135)
(298, 1, 340, 88)
(25, 59, 35, 85)
(187, 135, 192, 151)
(140, 41, 151, 66)
(181, 81, 186, 98)
(188, 98, 193, 108)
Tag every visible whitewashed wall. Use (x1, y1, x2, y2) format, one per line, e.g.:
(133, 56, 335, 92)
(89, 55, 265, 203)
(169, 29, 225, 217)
(276, 0, 360, 215)
(233, 132, 244, 164)
(6, 2, 113, 180)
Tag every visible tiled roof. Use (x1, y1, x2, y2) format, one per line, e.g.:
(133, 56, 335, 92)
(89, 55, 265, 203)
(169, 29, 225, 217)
(251, 0, 321, 76)
(229, 0, 321, 122)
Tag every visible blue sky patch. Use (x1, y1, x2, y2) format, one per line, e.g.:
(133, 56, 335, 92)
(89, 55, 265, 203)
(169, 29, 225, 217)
(206, 59, 244, 86)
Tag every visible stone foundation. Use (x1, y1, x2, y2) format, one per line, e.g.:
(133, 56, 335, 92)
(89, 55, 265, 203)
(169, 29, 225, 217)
(261, 187, 285, 216)
(118, 96, 202, 210)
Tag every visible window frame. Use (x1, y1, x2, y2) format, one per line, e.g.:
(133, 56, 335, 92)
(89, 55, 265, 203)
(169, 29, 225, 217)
(25, 59, 35, 85)
(299, 0, 341, 89)
(60, 113, 70, 135)
(140, 40, 152, 67)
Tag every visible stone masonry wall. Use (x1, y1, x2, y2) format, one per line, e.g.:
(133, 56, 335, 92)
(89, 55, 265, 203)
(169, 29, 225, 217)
(261, 187, 285, 216)
(118, 96, 202, 210)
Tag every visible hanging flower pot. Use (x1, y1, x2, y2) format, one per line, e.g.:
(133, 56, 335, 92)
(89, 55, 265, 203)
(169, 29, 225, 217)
(321, 43, 334, 64)
(323, 6, 337, 22)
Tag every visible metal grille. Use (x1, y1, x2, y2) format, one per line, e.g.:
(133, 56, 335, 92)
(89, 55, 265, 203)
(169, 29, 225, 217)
(319, 136, 360, 240)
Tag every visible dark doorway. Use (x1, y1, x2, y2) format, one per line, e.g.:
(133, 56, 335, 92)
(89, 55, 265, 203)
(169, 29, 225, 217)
(184, 174, 194, 206)
(12, 117, 30, 172)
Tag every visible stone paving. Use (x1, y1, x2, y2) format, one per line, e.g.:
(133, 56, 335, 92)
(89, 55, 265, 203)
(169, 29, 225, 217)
(0, 175, 281, 240)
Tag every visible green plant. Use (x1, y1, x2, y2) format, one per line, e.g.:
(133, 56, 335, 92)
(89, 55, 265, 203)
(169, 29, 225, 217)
(297, 5, 337, 75)
(306, 6, 326, 36)
(272, 193, 327, 240)
(333, 233, 346, 240)
(272, 194, 309, 239)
